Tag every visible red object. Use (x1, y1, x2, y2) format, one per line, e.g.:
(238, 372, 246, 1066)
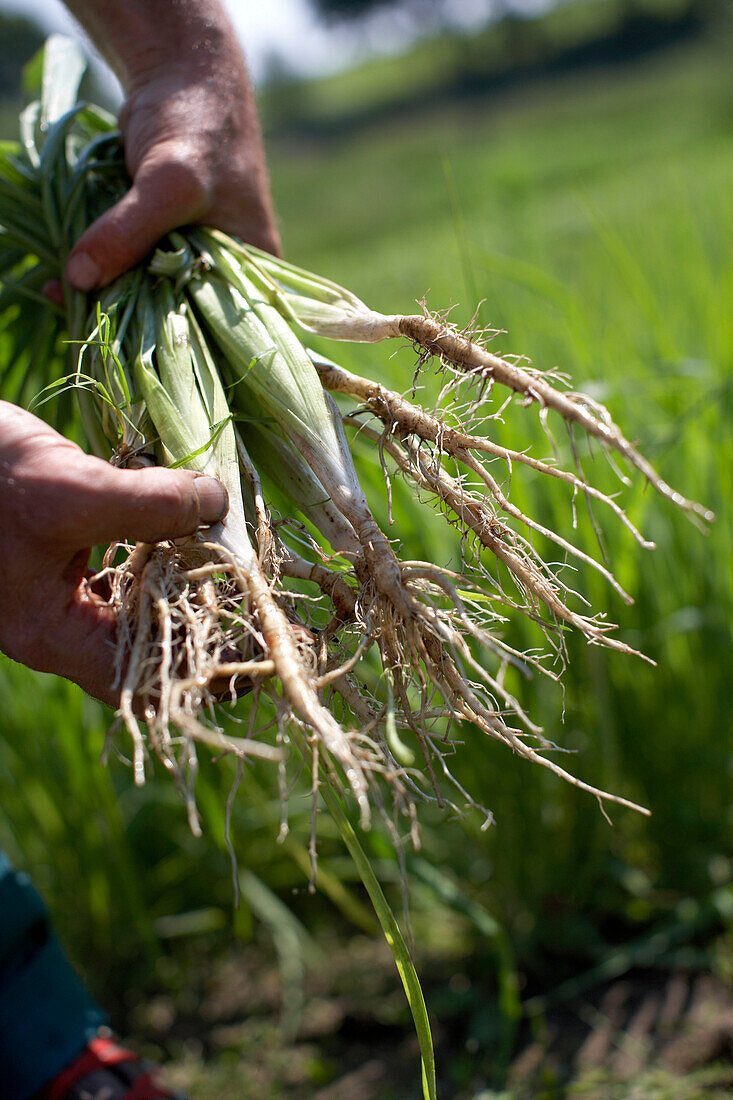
(41, 1035, 185, 1100)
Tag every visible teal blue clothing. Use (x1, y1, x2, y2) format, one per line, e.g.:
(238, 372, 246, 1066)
(0, 852, 106, 1099)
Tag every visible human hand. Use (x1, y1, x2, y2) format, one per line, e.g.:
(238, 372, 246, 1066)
(64, 4, 280, 292)
(0, 402, 228, 705)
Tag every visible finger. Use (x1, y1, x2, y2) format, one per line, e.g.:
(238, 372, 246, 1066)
(49, 456, 229, 548)
(219, 204, 282, 257)
(64, 153, 208, 291)
(3, 403, 228, 547)
(42, 279, 65, 307)
(3, 570, 120, 707)
(45, 594, 121, 708)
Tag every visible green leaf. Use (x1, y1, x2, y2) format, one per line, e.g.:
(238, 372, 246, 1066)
(385, 671, 415, 766)
(28, 370, 114, 413)
(21, 47, 44, 99)
(168, 415, 233, 468)
(317, 775, 437, 1100)
(19, 101, 42, 168)
(41, 35, 87, 129)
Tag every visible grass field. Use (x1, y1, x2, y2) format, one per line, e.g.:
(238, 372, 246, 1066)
(0, 17, 731, 1099)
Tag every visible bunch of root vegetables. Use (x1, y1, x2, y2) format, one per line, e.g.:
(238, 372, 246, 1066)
(0, 38, 712, 843)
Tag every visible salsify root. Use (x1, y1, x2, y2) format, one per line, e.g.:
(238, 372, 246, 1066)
(102, 299, 710, 832)
(396, 313, 714, 521)
(302, 298, 713, 523)
(105, 530, 381, 829)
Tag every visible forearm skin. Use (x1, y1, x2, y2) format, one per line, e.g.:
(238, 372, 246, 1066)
(64, 0, 245, 91)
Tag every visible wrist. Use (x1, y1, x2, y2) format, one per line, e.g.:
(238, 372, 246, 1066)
(125, 22, 243, 96)
(65, 0, 244, 94)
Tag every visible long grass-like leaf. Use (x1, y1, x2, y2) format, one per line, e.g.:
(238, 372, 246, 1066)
(316, 772, 438, 1100)
(40, 35, 87, 130)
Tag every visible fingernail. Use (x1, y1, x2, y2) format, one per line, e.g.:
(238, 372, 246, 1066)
(193, 476, 229, 524)
(66, 252, 102, 291)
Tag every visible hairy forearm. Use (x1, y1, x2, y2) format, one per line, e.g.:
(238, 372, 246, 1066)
(64, 0, 245, 91)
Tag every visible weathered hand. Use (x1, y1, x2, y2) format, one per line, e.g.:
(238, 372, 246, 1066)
(0, 402, 228, 705)
(65, 43, 280, 292)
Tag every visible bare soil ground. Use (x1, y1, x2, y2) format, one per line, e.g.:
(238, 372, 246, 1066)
(125, 938, 732, 1099)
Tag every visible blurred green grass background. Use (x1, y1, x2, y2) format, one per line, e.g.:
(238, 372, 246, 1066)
(0, 2, 731, 1095)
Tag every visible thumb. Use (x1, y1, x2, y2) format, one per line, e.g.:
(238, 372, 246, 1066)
(64, 156, 206, 291)
(55, 458, 229, 549)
